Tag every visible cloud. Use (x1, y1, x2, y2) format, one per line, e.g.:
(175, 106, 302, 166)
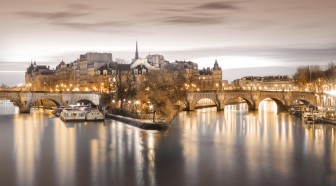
(15, 2, 96, 21)
(67, 3, 93, 10)
(14, 4, 134, 33)
(16, 11, 89, 21)
(163, 15, 225, 25)
(53, 21, 130, 32)
(155, 45, 336, 66)
(153, 1, 241, 25)
(197, 1, 239, 10)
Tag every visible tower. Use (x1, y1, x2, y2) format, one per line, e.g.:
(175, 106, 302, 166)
(212, 59, 222, 90)
(135, 41, 139, 60)
(213, 59, 220, 70)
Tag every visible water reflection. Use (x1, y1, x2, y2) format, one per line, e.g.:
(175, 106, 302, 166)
(0, 102, 335, 186)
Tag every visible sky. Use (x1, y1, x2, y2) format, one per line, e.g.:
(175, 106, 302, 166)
(1, 0, 336, 86)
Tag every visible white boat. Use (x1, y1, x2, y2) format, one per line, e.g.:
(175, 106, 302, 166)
(60, 108, 86, 121)
(86, 108, 105, 121)
(60, 107, 105, 122)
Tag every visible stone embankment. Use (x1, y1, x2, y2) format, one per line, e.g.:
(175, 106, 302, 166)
(105, 113, 168, 130)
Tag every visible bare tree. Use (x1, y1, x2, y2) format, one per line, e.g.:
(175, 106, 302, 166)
(137, 69, 185, 121)
(111, 58, 136, 109)
(293, 65, 326, 91)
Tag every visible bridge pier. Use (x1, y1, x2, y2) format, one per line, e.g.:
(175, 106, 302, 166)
(187, 102, 195, 111)
(18, 101, 31, 113)
(217, 101, 225, 111)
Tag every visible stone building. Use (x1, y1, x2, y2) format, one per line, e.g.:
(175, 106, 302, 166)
(198, 60, 223, 90)
(230, 75, 297, 91)
(78, 52, 113, 90)
(54, 60, 71, 90)
(146, 54, 169, 69)
(24, 43, 226, 92)
(169, 60, 199, 90)
(25, 62, 55, 91)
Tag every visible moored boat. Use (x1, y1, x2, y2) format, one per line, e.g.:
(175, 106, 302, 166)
(60, 108, 86, 121)
(86, 108, 105, 121)
(52, 106, 65, 117)
(60, 106, 105, 122)
(322, 108, 336, 124)
(305, 114, 315, 124)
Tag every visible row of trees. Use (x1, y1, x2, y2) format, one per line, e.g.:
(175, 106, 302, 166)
(293, 62, 336, 92)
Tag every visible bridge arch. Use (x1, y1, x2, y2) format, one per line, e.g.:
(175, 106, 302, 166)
(194, 98, 217, 109)
(0, 94, 23, 112)
(28, 98, 62, 111)
(1, 98, 20, 105)
(290, 99, 311, 105)
(74, 99, 96, 106)
(188, 95, 219, 111)
(0, 98, 21, 108)
(223, 96, 254, 110)
(257, 98, 286, 112)
(30, 98, 61, 106)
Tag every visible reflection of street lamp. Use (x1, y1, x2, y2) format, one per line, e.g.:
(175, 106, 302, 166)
(149, 104, 156, 122)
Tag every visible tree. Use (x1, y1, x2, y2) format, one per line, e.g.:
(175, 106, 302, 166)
(111, 58, 137, 109)
(325, 62, 336, 83)
(137, 69, 185, 122)
(293, 65, 325, 91)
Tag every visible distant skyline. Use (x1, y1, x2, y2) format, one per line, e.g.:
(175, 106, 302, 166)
(1, 0, 336, 86)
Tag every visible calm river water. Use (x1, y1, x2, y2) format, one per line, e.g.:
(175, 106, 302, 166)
(0, 101, 335, 186)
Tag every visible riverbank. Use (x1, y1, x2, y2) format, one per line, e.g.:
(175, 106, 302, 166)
(105, 113, 168, 130)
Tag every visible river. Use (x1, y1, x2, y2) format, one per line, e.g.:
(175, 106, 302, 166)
(0, 101, 335, 186)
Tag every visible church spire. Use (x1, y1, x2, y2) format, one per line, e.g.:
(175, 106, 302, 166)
(135, 41, 139, 60)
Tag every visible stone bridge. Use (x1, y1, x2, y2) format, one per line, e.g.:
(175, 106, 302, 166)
(0, 91, 100, 113)
(185, 90, 317, 111)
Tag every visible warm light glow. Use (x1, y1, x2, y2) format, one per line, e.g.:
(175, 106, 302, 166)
(326, 90, 336, 96)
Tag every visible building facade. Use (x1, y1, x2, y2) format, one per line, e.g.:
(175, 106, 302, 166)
(25, 62, 55, 91)
(229, 75, 298, 91)
(24, 43, 225, 93)
(198, 60, 223, 90)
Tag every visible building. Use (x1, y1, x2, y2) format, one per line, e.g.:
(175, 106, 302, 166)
(198, 60, 223, 90)
(168, 60, 199, 90)
(229, 75, 297, 91)
(24, 43, 226, 93)
(146, 54, 169, 69)
(54, 60, 72, 91)
(79, 52, 113, 90)
(25, 61, 55, 91)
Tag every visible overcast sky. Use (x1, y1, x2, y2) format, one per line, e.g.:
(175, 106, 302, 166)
(1, 0, 336, 86)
